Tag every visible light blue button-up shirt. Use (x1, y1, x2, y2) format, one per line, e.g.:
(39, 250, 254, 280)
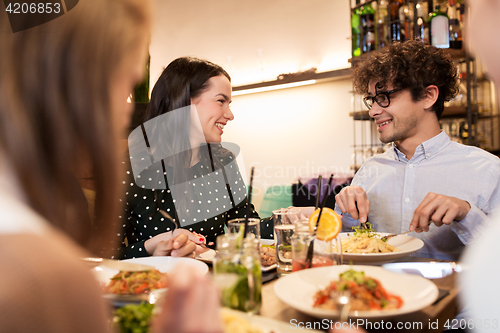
(337, 131, 500, 260)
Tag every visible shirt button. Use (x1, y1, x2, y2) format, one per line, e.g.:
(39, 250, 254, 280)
(405, 198, 410, 203)
(409, 164, 413, 169)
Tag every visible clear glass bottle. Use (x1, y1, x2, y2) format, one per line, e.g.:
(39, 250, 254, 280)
(377, 0, 388, 49)
(430, 3, 450, 48)
(213, 234, 262, 314)
(361, 2, 376, 53)
(415, 1, 429, 44)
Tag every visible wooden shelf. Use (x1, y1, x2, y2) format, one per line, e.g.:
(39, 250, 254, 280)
(441, 105, 479, 118)
(350, 106, 482, 120)
(232, 68, 352, 92)
(349, 48, 467, 65)
(349, 110, 371, 120)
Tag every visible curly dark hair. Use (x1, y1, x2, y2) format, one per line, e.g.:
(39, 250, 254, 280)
(352, 40, 459, 119)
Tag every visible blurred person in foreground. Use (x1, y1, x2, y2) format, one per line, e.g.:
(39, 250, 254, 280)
(335, 40, 500, 261)
(0, 0, 221, 332)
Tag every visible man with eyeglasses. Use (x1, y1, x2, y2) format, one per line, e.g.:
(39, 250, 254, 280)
(335, 40, 500, 261)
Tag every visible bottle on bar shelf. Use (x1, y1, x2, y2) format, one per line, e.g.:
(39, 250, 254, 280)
(388, 0, 404, 42)
(351, 0, 362, 57)
(430, 3, 450, 48)
(415, 0, 429, 44)
(362, 2, 376, 53)
(377, 0, 388, 49)
(399, 2, 411, 41)
(448, 0, 462, 49)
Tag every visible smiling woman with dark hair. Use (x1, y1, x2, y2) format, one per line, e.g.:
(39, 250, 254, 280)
(115, 56, 274, 259)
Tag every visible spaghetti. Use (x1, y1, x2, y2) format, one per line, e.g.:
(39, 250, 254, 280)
(104, 270, 168, 295)
(342, 223, 400, 254)
(342, 234, 400, 253)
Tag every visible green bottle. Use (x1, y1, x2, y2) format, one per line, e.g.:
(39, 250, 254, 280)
(351, 2, 362, 57)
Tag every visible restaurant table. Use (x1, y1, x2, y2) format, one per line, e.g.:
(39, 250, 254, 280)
(259, 257, 461, 333)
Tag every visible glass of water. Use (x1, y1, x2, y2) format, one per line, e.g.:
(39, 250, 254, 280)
(272, 208, 301, 276)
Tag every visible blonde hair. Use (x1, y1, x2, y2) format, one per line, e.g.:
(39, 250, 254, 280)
(0, 0, 151, 256)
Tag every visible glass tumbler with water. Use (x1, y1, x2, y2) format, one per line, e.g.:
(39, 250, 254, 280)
(272, 208, 300, 276)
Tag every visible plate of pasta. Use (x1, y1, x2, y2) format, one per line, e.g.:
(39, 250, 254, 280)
(92, 257, 208, 304)
(339, 231, 424, 264)
(274, 265, 438, 320)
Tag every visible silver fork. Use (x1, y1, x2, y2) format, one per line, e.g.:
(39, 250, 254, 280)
(159, 209, 210, 249)
(381, 222, 433, 241)
(380, 228, 421, 241)
(331, 290, 351, 323)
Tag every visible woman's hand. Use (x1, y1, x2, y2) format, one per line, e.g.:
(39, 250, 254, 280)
(152, 265, 223, 333)
(152, 233, 197, 257)
(145, 229, 204, 257)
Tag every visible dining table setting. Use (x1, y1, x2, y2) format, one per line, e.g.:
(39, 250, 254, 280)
(87, 201, 465, 333)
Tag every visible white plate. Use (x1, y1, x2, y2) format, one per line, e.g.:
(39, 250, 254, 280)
(92, 257, 208, 304)
(339, 232, 424, 264)
(260, 239, 277, 272)
(221, 308, 321, 333)
(274, 265, 438, 320)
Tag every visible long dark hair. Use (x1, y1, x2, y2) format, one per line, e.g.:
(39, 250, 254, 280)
(0, 0, 151, 256)
(142, 57, 231, 218)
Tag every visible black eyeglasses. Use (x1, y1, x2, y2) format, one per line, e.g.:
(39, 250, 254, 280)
(363, 88, 403, 110)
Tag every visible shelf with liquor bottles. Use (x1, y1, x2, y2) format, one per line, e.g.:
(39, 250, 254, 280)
(348, 0, 500, 170)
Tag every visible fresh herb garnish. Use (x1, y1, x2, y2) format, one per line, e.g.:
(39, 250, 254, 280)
(350, 222, 377, 238)
(113, 302, 154, 333)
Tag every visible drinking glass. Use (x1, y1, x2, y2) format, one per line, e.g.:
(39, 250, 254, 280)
(227, 218, 260, 249)
(272, 208, 301, 276)
(291, 219, 342, 271)
(212, 234, 262, 314)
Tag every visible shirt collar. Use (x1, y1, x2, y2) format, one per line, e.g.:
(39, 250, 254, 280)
(390, 131, 451, 162)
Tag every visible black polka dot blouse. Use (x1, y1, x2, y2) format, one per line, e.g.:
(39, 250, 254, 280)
(113, 145, 273, 259)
